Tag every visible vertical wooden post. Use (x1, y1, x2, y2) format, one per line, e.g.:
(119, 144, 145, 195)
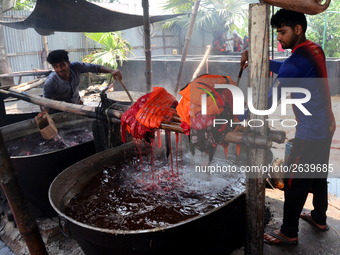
(173, 0, 200, 95)
(0, 131, 48, 254)
(142, 0, 152, 93)
(245, 2, 270, 255)
(0, 93, 7, 127)
(162, 29, 166, 55)
(42, 36, 49, 70)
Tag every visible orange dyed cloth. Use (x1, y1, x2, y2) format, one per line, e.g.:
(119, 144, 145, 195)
(175, 74, 241, 161)
(176, 74, 237, 125)
(136, 87, 177, 129)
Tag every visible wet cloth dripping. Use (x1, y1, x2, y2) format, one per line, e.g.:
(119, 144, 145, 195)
(121, 87, 177, 143)
(176, 74, 241, 161)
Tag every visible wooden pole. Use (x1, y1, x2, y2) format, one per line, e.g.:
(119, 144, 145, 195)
(0, 131, 48, 254)
(245, 3, 270, 255)
(192, 45, 211, 79)
(173, 0, 200, 95)
(142, 0, 152, 93)
(0, 88, 281, 148)
(42, 36, 49, 70)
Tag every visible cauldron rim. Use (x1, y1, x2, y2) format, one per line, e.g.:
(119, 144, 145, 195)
(8, 140, 94, 159)
(49, 142, 273, 235)
(1, 112, 94, 159)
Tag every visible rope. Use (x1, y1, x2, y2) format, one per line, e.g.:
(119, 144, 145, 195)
(242, 130, 258, 148)
(105, 103, 117, 148)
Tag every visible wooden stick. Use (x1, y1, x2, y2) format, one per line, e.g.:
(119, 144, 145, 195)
(12, 78, 46, 92)
(142, 0, 152, 93)
(0, 133, 48, 255)
(236, 64, 244, 87)
(192, 45, 211, 79)
(117, 78, 134, 103)
(0, 70, 51, 78)
(174, 0, 201, 95)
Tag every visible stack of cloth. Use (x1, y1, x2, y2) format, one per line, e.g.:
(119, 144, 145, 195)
(176, 74, 241, 161)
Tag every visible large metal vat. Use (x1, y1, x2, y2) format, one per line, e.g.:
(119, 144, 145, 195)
(49, 140, 274, 255)
(1, 112, 96, 217)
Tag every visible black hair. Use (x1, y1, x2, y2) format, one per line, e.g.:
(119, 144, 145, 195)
(271, 9, 307, 33)
(47, 50, 69, 64)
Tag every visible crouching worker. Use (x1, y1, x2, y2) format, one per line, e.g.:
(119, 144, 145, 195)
(39, 49, 123, 116)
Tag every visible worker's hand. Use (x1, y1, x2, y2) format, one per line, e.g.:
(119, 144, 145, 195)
(38, 111, 47, 118)
(241, 50, 248, 70)
(110, 70, 123, 81)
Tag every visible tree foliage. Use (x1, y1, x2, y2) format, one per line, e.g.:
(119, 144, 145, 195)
(307, 1, 340, 57)
(83, 32, 134, 70)
(14, 0, 36, 10)
(160, 0, 249, 37)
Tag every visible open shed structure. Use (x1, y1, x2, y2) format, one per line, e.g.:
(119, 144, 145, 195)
(0, 0, 333, 254)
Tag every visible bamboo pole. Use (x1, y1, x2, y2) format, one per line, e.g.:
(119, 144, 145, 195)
(0, 88, 282, 148)
(0, 131, 48, 254)
(246, 3, 270, 255)
(174, 0, 200, 95)
(0, 70, 51, 78)
(12, 78, 46, 92)
(142, 0, 152, 93)
(192, 45, 211, 79)
(1, 88, 123, 120)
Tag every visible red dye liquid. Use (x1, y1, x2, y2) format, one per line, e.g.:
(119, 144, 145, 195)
(64, 140, 246, 231)
(176, 132, 179, 177)
(167, 131, 174, 182)
(5, 123, 93, 156)
(134, 139, 144, 182)
(180, 134, 183, 171)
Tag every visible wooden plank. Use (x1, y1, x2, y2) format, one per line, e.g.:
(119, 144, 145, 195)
(246, 3, 270, 255)
(0, 70, 51, 78)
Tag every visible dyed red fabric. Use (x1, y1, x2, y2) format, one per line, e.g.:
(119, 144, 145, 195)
(181, 122, 190, 136)
(121, 87, 178, 143)
(121, 93, 155, 143)
(136, 87, 177, 129)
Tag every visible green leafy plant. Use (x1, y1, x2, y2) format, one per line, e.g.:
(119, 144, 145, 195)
(83, 32, 134, 69)
(14, 0, 36, 10)
(307, 0, 340, 58)
(160, 0, 249, 37)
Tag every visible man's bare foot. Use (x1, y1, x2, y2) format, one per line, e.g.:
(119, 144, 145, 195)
(264, 230, 298, 244)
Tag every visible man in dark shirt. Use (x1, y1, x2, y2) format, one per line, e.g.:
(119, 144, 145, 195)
(40, 49, 122, 114)
(241, 9, 335, 244)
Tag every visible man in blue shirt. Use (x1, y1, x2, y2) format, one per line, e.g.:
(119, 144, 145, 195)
(40, 49, 122, 114)
(241, 9, 335, 245)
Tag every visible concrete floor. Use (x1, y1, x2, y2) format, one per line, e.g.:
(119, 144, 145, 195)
(232, 95, 340, 254)
(232, 188, 340, 255)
